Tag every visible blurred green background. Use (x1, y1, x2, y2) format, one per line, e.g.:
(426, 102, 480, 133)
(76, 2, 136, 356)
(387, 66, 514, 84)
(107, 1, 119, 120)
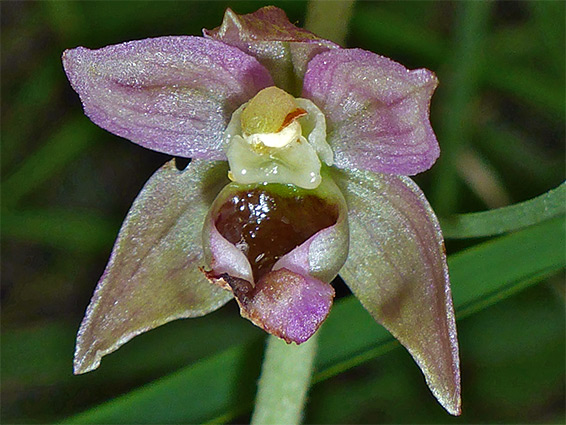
(1, 1, 564, 424)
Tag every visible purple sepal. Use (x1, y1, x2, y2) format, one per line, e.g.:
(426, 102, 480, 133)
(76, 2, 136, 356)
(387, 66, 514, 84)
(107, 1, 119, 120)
(204, 7, 339, 94)
(303, 49, 440, 176)
(334, 167, 460, 415)
(62, 36, 273, 160)
(73, 160, 232, 374)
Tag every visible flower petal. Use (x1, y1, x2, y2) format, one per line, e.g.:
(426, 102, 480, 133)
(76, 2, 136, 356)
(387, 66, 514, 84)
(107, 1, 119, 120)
(204, 7, 338, 95)
(303, 49, 440, 175)
(222, 268, 335, 344)
(74, 159, 233, 374)
(334, 168, 461, 415)
(63, 36, 273, 159)
(202, 213, 254, 283)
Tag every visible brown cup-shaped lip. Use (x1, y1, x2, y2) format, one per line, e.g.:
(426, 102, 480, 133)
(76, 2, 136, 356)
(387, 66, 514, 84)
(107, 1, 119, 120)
(202, 174, 349, 344)
(202, 173, 349, 286)
(214, 187, 339, 283)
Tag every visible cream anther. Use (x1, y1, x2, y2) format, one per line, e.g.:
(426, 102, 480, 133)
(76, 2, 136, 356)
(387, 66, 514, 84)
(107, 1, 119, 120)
(245, 121, 301, 148)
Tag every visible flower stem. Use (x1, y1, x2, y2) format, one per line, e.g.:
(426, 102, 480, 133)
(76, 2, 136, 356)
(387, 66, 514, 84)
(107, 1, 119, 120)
(304, 0, 356, 46)
(250, 333, 318, 425)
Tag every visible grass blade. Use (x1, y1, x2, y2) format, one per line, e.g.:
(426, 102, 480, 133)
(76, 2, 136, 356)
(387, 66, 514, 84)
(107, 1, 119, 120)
(61, 342, 263, 425)
(60, 216, 565, 424)
(1, 208, 117, 253)
(430, 1, 493, 215)
(352, 5, 565, 120)
(2, 116, 96, 209)
(440, 183, 565, 238)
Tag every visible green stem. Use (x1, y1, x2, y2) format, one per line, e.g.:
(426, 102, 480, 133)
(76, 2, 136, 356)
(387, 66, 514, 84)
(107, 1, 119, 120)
(250, 333, 319, 425)
(304, 0, 355, 46)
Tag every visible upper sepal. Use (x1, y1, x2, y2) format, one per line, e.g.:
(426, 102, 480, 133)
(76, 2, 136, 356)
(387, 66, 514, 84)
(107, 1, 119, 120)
(303, 49, 440, 176)
(334, 167, 460, 415)
(62, 36, 273, 160)
(74, 160, 233, 374)
(204, 7, 339, 95)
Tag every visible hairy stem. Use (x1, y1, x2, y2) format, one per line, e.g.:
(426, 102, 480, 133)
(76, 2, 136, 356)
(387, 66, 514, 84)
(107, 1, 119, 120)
(250, 333, 319, 425)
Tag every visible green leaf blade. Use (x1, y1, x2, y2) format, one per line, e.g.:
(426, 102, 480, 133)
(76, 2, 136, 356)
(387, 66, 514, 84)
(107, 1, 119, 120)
(59, 216, 566, 424)
(441, 183, 566, 239)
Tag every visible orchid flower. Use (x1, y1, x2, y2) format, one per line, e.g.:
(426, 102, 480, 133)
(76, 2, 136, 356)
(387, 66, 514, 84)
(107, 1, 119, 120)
(63, 6, 460, 415)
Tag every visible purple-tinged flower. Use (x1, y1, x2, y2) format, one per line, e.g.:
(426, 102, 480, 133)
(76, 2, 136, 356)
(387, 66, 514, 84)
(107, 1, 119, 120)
(63, 6, 460, 415)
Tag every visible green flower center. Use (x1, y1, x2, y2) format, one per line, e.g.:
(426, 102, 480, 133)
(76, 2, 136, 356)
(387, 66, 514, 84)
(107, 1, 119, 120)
(224, 86, 333, 189)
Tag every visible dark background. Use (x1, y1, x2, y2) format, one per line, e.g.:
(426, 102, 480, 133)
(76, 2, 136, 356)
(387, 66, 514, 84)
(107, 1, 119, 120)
(1, 1, 564, 423)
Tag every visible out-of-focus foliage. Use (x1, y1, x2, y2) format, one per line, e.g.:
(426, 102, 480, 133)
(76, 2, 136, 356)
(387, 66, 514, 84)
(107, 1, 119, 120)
(1, 1, 564, 424)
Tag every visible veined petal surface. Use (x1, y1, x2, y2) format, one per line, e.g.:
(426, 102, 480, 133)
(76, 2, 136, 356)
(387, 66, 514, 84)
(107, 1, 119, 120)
(334, 168, 460, 415)
(222, 268, 335, 344)
(303, 49, 439, 175)
(63, 36, 273, 159)
(204, 6, 338, 95)
(74, 160, 232, 374)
